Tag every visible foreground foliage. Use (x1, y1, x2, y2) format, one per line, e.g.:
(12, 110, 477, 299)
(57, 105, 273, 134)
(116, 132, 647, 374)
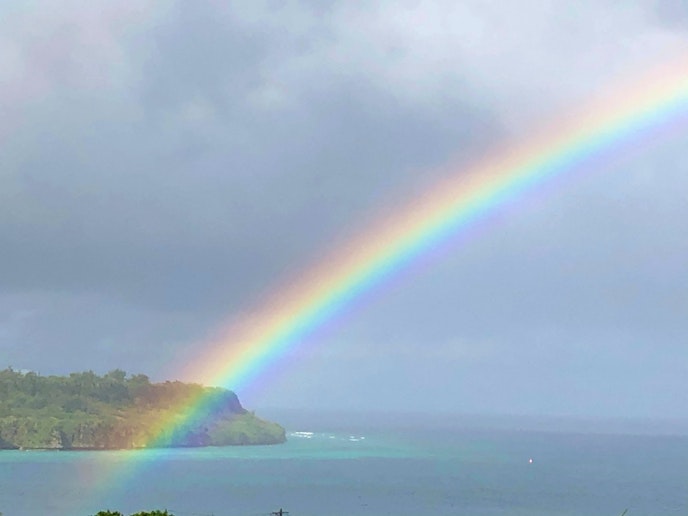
(0, 368, 285, 449)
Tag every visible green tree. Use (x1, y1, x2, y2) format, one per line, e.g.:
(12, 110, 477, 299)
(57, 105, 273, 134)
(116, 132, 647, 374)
(0, 369, 285, 449)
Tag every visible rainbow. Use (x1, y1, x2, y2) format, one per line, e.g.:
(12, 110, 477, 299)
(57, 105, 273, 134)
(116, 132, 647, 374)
(85, 56, 688, 514)
(148, 58, 688, 446)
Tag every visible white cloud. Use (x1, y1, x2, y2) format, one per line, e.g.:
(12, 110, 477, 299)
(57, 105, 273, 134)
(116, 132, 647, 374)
(229, 1, 688, 127)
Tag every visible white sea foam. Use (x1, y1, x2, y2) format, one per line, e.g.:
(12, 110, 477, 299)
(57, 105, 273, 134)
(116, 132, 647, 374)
(289, 431, 367, 442)
(290, 431, 315, 438)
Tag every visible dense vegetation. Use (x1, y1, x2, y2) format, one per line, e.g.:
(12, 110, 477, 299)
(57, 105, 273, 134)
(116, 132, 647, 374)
(0, 368, 285, 449)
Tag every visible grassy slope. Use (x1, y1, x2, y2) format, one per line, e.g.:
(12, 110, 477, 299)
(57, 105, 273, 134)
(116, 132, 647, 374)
(0, 369, 285, 449)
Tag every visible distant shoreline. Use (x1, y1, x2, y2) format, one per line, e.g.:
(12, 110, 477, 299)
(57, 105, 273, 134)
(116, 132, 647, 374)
(4, 440, 287, 452)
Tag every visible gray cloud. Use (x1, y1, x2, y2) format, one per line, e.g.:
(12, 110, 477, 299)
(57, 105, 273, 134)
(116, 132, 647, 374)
(1, 1, 498, 310)
(655, 0, 688, 28)
(1, 0, 687, 417)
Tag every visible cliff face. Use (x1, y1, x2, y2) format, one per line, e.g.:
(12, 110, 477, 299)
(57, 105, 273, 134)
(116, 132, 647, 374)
(0, 369, 286, 450)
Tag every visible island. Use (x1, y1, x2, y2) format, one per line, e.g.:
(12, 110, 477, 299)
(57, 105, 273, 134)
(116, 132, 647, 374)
(0, 368, 285, 449)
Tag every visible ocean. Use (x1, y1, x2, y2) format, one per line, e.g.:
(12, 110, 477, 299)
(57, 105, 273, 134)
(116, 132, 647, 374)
(1, 412, 687, 516)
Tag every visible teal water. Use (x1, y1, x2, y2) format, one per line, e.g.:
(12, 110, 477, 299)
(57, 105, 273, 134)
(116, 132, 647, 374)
(1, 416, 687, 515)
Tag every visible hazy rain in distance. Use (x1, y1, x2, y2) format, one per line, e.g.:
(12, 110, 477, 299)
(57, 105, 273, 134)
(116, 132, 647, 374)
(1, 1, 687, 418)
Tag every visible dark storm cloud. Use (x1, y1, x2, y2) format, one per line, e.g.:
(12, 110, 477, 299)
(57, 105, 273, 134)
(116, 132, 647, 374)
(0, 1, 497, 313)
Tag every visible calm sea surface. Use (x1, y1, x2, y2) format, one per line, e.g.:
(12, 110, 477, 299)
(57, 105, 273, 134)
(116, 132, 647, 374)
(1, 413, 687, 516)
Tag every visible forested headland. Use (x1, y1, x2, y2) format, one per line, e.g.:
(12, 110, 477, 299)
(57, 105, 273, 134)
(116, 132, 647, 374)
(0, 368, 285, 449)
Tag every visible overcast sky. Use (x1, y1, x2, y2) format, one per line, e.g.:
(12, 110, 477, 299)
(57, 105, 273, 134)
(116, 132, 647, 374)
(1, 1, 687, 418)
